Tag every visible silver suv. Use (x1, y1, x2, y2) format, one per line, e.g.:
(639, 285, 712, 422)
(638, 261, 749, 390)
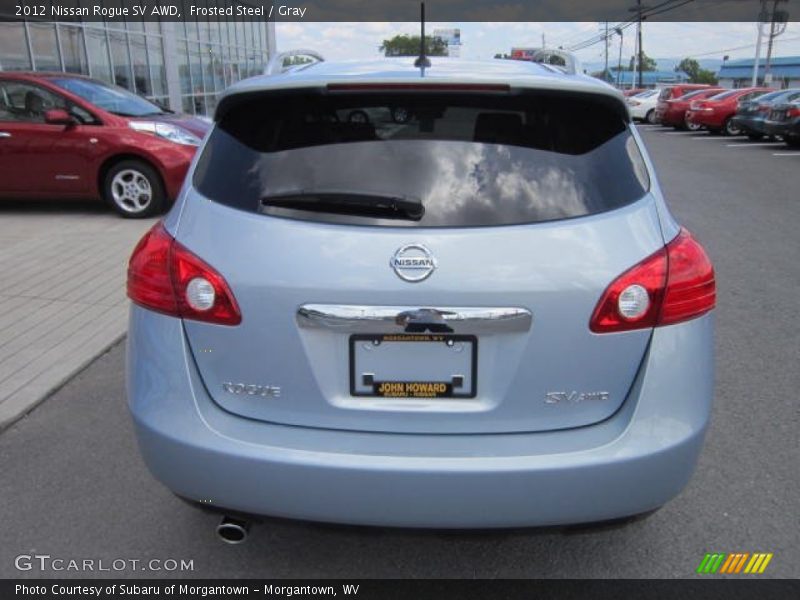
(126, 53, 715, 537)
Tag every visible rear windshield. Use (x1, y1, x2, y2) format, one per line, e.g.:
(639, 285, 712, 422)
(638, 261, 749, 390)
(194, 91, 649, 228)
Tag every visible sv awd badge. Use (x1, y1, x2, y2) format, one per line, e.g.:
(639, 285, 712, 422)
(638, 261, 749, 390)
(391, 244, 437, 282)
(222, 382, 281, 398)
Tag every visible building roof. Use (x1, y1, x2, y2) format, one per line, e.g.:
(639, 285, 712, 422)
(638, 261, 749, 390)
(718, 56, 800, 79)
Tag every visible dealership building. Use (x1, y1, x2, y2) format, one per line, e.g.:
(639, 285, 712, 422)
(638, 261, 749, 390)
(0, 4, 275, 116)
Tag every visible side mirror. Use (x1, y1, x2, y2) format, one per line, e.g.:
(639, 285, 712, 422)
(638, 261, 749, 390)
(44, 109, 75, 126)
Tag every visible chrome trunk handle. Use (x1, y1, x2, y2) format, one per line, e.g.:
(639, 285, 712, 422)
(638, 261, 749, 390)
(297, 304, 532, 334)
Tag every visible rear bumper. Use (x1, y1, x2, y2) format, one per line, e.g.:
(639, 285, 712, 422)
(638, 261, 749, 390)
(732, 115, 767, 135)
(763, 118, 799, 138)
(127, 307, 714, 528)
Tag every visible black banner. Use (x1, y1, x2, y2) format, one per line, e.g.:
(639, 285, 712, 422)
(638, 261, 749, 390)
(4, 579, 800, 600)
(0, 0, 796, 22)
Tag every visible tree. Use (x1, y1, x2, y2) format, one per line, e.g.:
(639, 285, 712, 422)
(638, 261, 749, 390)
(676, 57, 718, 85)
(379, 34, 448, 57)
(628, 51, 657, 72)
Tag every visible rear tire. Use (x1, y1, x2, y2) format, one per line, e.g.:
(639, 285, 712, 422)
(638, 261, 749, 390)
(103, 159, 164, 218)
(685, 119, 702, 132)
(785, 136, 800, 148)
(645, 109, 656, 124)
(723, 117, 741, 136)
(747, 133, 764, 141)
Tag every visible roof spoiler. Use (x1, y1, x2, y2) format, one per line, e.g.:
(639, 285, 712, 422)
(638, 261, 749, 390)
(530, 49, 581, 76)
(264, 49, 325, 76)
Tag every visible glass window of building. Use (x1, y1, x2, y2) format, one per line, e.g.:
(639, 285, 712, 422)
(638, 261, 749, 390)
(84, 27, 114, 84)
(0, 22, 32, 71)
(128, 33, 150, 96)
(58, 24, 88, 75)
(28, 23, 61, 71)
(108, 30, 133, 90)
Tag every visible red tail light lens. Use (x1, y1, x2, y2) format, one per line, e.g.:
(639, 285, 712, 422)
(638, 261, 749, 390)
(590, 228, 715, 333)
(788, 106, 800, 118)
(127, 223, 241, 326)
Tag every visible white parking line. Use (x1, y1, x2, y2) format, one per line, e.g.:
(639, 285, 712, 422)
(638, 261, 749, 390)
(772, 152, 800, 156)
(690, 136, 724, 140)
(725, 142, 785, 147)
(664, 131, 700, 135)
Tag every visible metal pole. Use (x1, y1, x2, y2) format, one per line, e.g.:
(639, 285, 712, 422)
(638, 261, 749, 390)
(637, 0, 644, 89)
(631, 25, 638, 90)
(604, 22, 609, 78)
(752, 0, 766, 86)
(616, 28, 624, 88)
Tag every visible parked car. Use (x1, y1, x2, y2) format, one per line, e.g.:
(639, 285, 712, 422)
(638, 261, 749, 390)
(659, 88, 724, 130)
(622, 87, 648, 97)
(0, 72, 209, 217)
(686, 87, 773, 135)
(732, 88, 800, 140)
(762, 100, 800, 147)
(126, 55, 716, 535)
(626, 89, 660, 123)
(654, 83, 713, 124)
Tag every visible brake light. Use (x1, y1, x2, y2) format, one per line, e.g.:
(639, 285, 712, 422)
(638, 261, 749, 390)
(127, 223, 241, 325)
(590, 228, 715, 333)
(788, 106, 800, 118)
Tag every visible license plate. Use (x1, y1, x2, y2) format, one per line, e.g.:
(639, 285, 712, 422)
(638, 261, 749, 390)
(349, 334, 477, 398)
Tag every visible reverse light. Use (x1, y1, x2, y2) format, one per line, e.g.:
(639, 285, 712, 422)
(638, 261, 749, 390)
(590, 228, 715, 333)
(127, 223, 241, 325)
(129, 121, 201, 146)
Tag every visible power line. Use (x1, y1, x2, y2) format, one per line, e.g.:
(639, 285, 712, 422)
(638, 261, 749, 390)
(565, 0, 693, 53)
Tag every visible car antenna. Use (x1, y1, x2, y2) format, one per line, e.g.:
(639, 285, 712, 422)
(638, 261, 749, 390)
(414, 2, 431, 69)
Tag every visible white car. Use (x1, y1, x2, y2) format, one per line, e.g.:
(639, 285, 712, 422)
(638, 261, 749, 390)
(627, 90, 660, 123)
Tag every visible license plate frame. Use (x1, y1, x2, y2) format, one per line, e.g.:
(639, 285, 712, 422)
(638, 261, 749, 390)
(349, 333, 478, 399)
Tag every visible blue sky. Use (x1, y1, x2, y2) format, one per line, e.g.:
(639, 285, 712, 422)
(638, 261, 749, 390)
(275, 22, 800, 67)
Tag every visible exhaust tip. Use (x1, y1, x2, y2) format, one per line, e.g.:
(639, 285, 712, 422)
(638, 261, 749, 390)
(216, 516, 250, 544)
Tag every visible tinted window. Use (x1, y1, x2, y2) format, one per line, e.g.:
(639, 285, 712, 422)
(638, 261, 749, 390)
(194, 91, 649, 228)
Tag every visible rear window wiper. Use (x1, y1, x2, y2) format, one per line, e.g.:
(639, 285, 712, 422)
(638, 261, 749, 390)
(261, 192, 425, 222)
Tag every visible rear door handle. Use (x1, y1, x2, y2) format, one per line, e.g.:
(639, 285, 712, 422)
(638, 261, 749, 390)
(0, 132, 11, 138)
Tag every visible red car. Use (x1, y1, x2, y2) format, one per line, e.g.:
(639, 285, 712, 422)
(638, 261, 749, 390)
(660, 88, 724, 130)
(0, 72, 210, 217)
(654, 84, 713, 125)
(686, 87, 773, 135)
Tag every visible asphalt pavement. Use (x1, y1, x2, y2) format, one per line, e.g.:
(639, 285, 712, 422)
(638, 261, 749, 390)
(0, 125, 798, 578)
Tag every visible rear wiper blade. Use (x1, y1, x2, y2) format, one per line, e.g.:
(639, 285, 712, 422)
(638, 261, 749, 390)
(261, 192, 425, 221)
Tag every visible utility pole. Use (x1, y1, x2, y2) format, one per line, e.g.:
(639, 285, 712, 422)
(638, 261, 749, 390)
(629, 1, 646, 89)
(763, 0, 789, 87)
(603, 22, 609, 78)
(615, 27, 624, 88)
(542, 32, 546, 49)
(752, 0, 767, 86)
(637, 0, 644, 89)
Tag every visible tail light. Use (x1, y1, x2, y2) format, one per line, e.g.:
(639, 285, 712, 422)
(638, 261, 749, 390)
(788, 106, 800, 118)
(590, 228, 715, 333)
(127, 223, 241, 325)
(757, 104, 771, 113)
